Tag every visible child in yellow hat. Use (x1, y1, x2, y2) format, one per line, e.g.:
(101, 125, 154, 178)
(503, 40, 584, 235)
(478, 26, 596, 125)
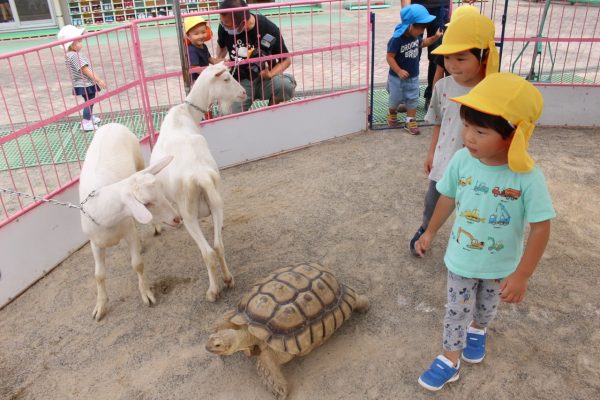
(430, 4, 481, 89)
(415, 72, 555, 391)
(184, 16, 220, 81)
(409, 12, 499, 257)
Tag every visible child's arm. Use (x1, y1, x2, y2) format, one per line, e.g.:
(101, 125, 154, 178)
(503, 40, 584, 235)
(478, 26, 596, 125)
(81, 66, 106, 89)
(415, 195, 455, 256)
(421, 29, 443, 48)
(424, 125, 441, 174)
(208, 56, 224, 64)
(386, 53, 409, 79)
(499, 220, 551, 303)
(432, 64, 445, 89)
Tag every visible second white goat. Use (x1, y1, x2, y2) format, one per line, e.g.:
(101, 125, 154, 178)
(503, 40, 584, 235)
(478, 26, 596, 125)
(150, 62, 246, 301)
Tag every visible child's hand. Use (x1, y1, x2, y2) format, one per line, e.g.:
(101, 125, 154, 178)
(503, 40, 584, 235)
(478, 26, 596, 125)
(434, 28, 444, 40)
(260, 67, 272, 80)
(397, 69, 410, 80)
(97, 79, 107, 90)
(424, 151, 434, 174)
(499, 272, 529, 303)
(414, 231, 433, 257)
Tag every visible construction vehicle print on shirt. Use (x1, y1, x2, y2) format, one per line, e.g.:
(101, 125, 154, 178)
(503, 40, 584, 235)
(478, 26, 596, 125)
(488, 236, 504, 252)
(488, 203, 511, 226)
(459, 176, 473, 187)
(460, 208, 486, 223)
(456, 227, 485, 250)
(492, 186, 521, 200)
(473, 180, 489, 194)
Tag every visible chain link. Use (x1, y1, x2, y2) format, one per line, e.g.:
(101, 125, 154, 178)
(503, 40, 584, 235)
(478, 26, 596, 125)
(0, 187, 100, 226)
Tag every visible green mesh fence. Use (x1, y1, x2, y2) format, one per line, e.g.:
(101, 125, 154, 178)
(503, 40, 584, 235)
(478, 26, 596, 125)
(0, 72, 592, 170)
(0, 111, 167, 171)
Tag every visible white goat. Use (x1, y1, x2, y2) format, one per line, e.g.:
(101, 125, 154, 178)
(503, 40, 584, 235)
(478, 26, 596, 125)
(79, 123, 182, 321)
(150, 62, 246, 301)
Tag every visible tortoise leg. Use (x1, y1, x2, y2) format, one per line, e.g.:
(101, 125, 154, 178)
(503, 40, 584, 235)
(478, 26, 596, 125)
(256, 348, 293, 400)
(354, 294, 370, 313)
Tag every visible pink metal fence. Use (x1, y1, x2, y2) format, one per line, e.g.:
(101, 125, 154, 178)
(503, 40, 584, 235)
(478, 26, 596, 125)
(1, 1, 597, 227)
(0, 1, 369, 227)
(477, 0, 600, 85)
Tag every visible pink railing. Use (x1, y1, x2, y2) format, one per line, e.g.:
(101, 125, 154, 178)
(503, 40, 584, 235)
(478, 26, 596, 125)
(477, 0, 600, 85)
(0, 0, 370, 227)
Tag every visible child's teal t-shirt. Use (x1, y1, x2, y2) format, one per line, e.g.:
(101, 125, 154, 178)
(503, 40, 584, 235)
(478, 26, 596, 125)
(436, 148, 556, 279)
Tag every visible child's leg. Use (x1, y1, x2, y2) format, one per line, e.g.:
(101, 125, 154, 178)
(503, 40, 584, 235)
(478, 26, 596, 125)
(404, 77, 421, 134)
(472, 278, 502, 328)
(86, 86, 97, 119)
(386, 74, 403, 127)
(442, 271, 478, 365)
(460, 278, 501, 363)
(422, 180, 441, 230)
(410, 180, 440, 256)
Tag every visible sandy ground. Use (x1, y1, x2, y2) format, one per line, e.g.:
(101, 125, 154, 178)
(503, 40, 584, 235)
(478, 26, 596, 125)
(1, 125, 600, 400)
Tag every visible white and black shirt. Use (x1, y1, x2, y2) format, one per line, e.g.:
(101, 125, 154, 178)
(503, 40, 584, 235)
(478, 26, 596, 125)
(217, 14, 290, 81)
(65, 51, 95, 88)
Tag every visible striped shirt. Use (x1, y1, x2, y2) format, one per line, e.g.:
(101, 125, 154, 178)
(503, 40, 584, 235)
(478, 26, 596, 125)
(65, 51, 95, 88)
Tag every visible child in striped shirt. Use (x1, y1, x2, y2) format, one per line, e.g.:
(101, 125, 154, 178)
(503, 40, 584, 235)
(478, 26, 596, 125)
(57, 25, 107, 132)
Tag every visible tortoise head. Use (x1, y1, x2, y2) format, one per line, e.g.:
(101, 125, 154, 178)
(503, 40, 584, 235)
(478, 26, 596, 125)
(205, 330, 242, 356)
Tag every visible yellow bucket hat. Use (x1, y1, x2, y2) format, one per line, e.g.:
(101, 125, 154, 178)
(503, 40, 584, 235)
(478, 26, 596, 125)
(451, 72, 544, 173)
(184, 16, 207, 33)
(445, 4, 480, 26)
(432, 13, 499, 76)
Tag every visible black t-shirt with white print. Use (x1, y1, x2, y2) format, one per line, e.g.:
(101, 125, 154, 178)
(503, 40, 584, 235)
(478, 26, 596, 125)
(217, 13, 290, 81)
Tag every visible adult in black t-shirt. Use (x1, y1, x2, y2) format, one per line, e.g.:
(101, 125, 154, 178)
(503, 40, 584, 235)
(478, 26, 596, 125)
(217, 0, 296, 113)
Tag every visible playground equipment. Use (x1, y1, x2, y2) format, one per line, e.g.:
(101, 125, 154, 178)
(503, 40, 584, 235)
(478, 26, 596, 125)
(511, 0, 556, 82)
(489, 203, 511, 225)
(461, 208, 486, 223)
(457, 227, 485, 250)
(488, 236, 505, 252)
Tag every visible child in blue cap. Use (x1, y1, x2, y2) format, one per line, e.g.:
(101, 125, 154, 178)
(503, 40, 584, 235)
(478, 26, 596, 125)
(386, 4, 442, 134)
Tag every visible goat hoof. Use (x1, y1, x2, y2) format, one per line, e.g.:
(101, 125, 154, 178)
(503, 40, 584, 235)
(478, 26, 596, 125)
(92, 304, 107, 321)
(141, 290, 156, 306)
(206, 290, 219, 302)
(224, 276, 235, 289)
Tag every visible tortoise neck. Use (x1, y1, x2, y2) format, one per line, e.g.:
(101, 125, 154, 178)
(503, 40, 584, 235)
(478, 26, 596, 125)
(233, 329, 261, 353)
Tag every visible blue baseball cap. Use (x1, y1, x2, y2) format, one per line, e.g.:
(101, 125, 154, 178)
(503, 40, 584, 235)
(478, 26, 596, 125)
(392, 4, 436, 38)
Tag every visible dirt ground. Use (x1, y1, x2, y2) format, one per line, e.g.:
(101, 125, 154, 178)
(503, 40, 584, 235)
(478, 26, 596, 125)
(1, 125, 599, 400)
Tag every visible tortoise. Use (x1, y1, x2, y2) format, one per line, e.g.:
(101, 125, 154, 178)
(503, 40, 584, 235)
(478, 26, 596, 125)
(205, 262, 369, 399)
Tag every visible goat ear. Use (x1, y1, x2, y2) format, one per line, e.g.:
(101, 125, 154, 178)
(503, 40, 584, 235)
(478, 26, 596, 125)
(123, 193, 153, 224)
(214, 67, 227, 77)
(143, 155, 173, 175)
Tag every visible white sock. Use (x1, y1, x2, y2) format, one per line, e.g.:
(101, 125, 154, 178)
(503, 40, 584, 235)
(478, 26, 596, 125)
(437, 354, 459, 369)
(467, 326, 486, 335)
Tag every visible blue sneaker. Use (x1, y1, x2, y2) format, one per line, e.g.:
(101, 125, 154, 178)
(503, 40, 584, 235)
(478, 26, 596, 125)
(409, 226, 425, 257)
(418, 355, 460, 391)
(462, 326, 487, 363)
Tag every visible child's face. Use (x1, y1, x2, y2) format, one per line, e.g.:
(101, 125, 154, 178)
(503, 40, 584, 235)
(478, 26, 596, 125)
(187, 24, 209, 47)
(461, 121, 513, 166)
(69, 39, 82, 52)
(407, 25, 426, 38)
(444, 51, 485, 86)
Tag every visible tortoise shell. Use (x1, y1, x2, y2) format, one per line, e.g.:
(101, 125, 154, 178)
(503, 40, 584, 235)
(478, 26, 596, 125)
(229, 263, 361, 356)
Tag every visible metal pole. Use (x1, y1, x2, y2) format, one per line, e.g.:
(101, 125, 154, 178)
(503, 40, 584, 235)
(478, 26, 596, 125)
(527, 0, 552, 81)
(498, 0, 509, 71)
(368, 12, 375, 130)
(173, 0, 191, 95)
